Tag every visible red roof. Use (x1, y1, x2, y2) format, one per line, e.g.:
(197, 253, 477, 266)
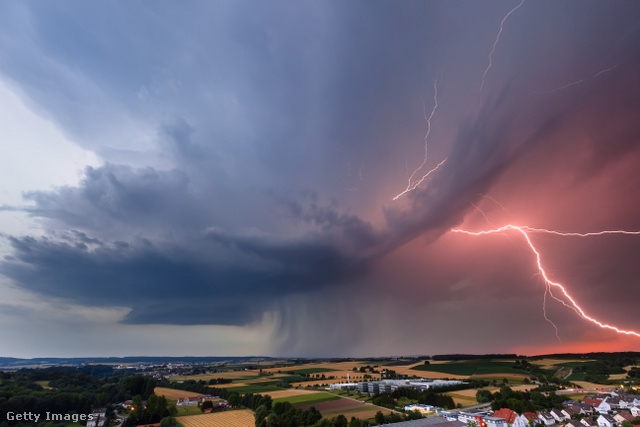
(583, 398, 602, 406)
(494, 408, 518, 423)
(523, 412, 538, 421)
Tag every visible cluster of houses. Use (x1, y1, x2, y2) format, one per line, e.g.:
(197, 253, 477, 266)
(406, 390, 640, 427)
(175, 394, 229, 413)
(175, 394, 216, 406)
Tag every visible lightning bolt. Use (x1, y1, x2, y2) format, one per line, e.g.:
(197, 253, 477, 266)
(543, 284, 562, 342)
(540, 65, 617, 94)
(479, 0, 526, 96)
(393, 80, 448, 200)
(451, 224, 640, 339)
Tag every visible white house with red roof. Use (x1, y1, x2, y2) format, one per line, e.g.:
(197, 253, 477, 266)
(494, 408, 527, 427)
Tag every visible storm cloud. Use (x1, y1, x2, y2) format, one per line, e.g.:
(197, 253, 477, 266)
(1, 1, 639, 356)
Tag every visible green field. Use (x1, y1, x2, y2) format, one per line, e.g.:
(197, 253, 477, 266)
(555, 361, 600, 369)
(412, 360, 527, 376)
(272, 392, 341, 407)
(567, 373, 587, 381)
(224, 384, 285, 394)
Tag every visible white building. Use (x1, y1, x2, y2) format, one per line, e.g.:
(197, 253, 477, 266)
(596, 414, 616, 427)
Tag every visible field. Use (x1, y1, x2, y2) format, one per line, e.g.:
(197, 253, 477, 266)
(529, 359, 596, 369)
(412, 360, 527, 376)
(222, 384, 285, 394)
(258, 389, 317, 399)
(297, 398, 392, 420)
(176, 410, 254, 427)
(272, 392, 340, 406)
(154, 387, 202, 400)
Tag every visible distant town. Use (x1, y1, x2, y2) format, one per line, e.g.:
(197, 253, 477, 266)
(1, 353, 639, 427)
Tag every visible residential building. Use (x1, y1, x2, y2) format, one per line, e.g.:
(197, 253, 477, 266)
(538, 412, 556, 426)
(596, 414, 616, 427)
(494, 408, 527, 427)
(614, 412, 634, 424)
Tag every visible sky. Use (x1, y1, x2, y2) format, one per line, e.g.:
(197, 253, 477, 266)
(0, 1, 639, 358)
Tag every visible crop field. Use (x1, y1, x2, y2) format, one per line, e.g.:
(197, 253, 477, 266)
(297, 398, 392, 420)
(529, 359, 596, 369)
(445, 392, 478, 407)
(154, 387, 202, 400)
(223, 384, 285, 394)
(176, 410, 254, 427)
(284, 367, 337, 375)
(411, 360, 527, 376)
(258, 389, 317, 399)
(272, 392, 340, 406)
(262, 361, 368, 374)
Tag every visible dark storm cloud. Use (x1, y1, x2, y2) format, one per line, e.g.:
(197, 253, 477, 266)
(1, 1, 640, 354)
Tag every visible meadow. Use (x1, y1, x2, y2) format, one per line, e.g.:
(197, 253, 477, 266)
(411, 360, 527, 376)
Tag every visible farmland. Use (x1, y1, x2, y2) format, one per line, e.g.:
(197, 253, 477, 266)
(272, 392, 340, 406)
(411, 360, 527, 376)
(176, 410, 254, 427)
(257, 389, 317, 399)
(154, 387, 202, 400)
(297, 398, 393, 420)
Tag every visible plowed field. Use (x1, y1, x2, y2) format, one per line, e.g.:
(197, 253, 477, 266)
(176, 410, 254, 427)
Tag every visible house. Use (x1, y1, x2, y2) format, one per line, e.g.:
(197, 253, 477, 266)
(565, 421, 583, 427)
(596, 400, 612, 414)
(581, 418, 597, 427)
(494, 408, 527, 427)
(614, 412, 635, 425)
(176, 396, 199, 406)
(607, 398, 622, 409)
(539, 412, 556, 426)
(584, 398, 604, 409)
(563, 408, 582, 420)
(523, 413, 543, 426)
(485, 417, 508, 427)
(551, 409, 568, 422)
(620, 397, 640, 409)
(630, 407, 640, 418)
(596, 414, 616, 427)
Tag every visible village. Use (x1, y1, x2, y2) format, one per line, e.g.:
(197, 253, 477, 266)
(400, 390, 640, 427)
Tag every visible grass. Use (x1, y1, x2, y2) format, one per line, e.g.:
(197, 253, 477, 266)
(175, 405, 205, 416)
(395, 396, 417, 407)
(272, 392, 341, 407)
(567, 373, 587, 381)
(412, 360, 527, 376)
(224, 384, 285, 394)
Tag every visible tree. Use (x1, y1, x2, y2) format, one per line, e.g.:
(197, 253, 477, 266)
(349, 417, 363, 427)
(375, 411, 385, 425)
(254, 404, 269, 427)
(333, 414, 348, 427)
(227, 392, 240, 407)
(476, 389, 494, 403)
(159, 416, 177, 427)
